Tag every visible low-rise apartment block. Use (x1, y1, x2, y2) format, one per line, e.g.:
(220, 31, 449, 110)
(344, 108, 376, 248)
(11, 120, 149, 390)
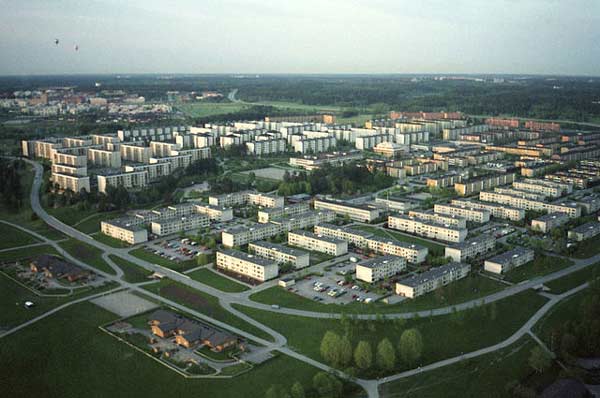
(246, 138, 286, 155)
(479, 191, 581, 218)
(97, 170, 149, 194)
(388, 214, 468, 243)
(100, 217, 148, 245)
(512, 179, 572, 198)
(568, 222, 600, 242)
(193, 204, 234, 222)
(313, 198, 380, 222)
(313, 223, 374, 248)
(51, 172, 91, 193)
(287, 230, 348, 256)
(216, 250, 279, 282)
(407, 210, 467, 229)
(531, 213, 570, 234)
(248, 241, 310, 269)
(209, 190, 284, 208)
(454, 173, 515, 196)
(270, 210, 335, 232)
(221, 223, 281, 247)
(434, 203, 491, 223)
(355, 255, 407, 283)
(445, 234, 496, 262)
(257, 202, 310, 223)
(289, 151, 362, 171)
(395, 262, 471, 298)
(150, 214, 210, 236)
(365, 235, 428, 264)
(483, 247, 534, 274)
(451, 199, 525, 221)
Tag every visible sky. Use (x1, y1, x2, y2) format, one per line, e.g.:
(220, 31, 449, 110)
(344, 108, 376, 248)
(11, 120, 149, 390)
(0, 0, 599, 76)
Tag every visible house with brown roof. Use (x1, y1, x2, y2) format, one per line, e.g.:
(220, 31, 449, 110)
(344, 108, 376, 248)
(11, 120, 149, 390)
(30, 254, 90, 282)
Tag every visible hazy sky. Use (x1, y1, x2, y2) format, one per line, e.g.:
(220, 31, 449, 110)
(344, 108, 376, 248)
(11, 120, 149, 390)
(1, 0, 599, 76)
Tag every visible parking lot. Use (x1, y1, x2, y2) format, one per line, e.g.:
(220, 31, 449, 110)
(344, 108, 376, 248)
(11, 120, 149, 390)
(143, 238, 212, 262)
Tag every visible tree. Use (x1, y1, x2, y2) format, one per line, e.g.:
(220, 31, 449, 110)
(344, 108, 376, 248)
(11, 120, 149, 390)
(265, 384, 289, 398)
(376, 338, 396, 371)
(339, 335, 353, 367)
(290, 381, 305, 398)
(399, 328, 423, 366)
(354, 340, 373, 370)
(312, 372, 342, 398)
(320, 331, 342, 366)
(529, 346, 551, 373)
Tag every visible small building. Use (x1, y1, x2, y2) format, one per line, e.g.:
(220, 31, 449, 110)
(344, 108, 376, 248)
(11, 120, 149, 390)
(568, 221, 600, 242)
(355, 255, 407, 283)
(531, 213, 570, 234)
(483, 247, 534, 274)
(278, 277, 296, 288)
(30, 255, 90, 282)
(395, 262, 471, 298)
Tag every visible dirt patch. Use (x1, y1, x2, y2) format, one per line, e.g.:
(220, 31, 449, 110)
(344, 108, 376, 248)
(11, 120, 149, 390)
(160, 285, 217, 315)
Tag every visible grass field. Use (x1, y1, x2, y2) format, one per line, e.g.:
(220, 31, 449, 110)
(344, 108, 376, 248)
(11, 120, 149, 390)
(177, 102, 249, 118)
(129, 247, 196, 271)
(250, 274, 505, 314)
(142, 279, 273, 342)
(46, 206, 99, 227)
(92, 232, 131, 248)
(186, 268, 249, 293)
(0, 223, 40, 250)
(236, 290, 548, 377)
(354, 225, 446, 256)
(0, 301, 359, 398)
(534, 288, 591, 345)
(0, 244, 59, 262)
(570, 238, 600, 259)
(379, 336, 552, 398)
(544, 262, 600, 293)
(108, 255, 152, 283)
(73, 211, 122, 234)
(503, 255, 574, 283)
(58, 238, 116, 275)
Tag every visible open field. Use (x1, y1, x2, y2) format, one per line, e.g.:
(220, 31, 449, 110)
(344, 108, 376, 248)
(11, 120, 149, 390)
(354, 225, 446, 256)
(46, 206, 99, 227)
(502, 255, 574, 283)
(236, 290, 548, 377)
(92, 232, 131, 248)
(251, 273, 505, 314)
(176, 102, 249, 118)
(186, 268, 249, 293)
(108, 255, 153, 283)
(73, 211, 123, 234)
(58, 238, 116, 275)
(142, 279, 273, 342)
(544, 262, 600, 293)
(570, 238, 600, 259)
(534, 288, 591, 344)
(129, 247, 196, 272)
(0, 223, 40, 250)
(0, 244, 59, 262)
(0, 301, 358, 398)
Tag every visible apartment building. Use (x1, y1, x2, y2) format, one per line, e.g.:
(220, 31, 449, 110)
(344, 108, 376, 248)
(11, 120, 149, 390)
(313, 223, 374, 248)
(426, 174, 463, 189)
(444, 234, 496, 262)
(221, 223, 281, 247)
(365, 235, 428, 264)
(270, 210, 335, 232)
(292, 136, 337, 154)
(407, 210, 467, 229)
(97, 170, 149, 194)
(246, 138, 286, 155)
(100, 217, 148, 244)
(531, 213, 570, 234)
(313, 198, 380, 222)
(355, 133, 392, 150)
(51, 163, 87, 177)
(494, 187, 547, 202)
(193, 204, 233, 222)
(150, 214, 210, 236)
(404, 161, 439, 176)
(257, 202, 310, 223)
(87, 147, 122, 168)
(568, 222, 600, 242)
(395, 262, 471, 298)
(454, 173, 515, 196)
(374, 197, 418, 213)
(51, 172, 91, 193)
(287, 230, 348, 256)
(123, 162, 172, 181)
(53, 151, 87, 167)
(288, 151, 363, 171)
(91, 134, 119, 146)
(209, 190, 284, 208)
(216, 250, 279, 282)
(512, 179, 572, 198)
(373, 142, 404, 158)
(451, 199, 525, 221)
(355, 255, 407, 283)
(120, 143, 151, 163)
(248, 241, 310, 269)
(388, 214, 467, 243)
(484, 247, 534, 274)
(479, 191, 581, 218)
(434, 203, 491, 223)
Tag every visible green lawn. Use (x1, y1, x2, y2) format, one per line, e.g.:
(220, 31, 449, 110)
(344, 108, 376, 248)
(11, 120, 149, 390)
(73, 211, 122, 234)
(379, 336, 555, 398)
(108, 255, 152, 283)
(544, 262, 600, 293)
(0, 223, 40, 250)
(503, 255, 574, 283)
(534, 288, 591, 345)
(569, 238, 600, 258)
(177, 102, 249, 118)
(46, 206, 98, 227)
(129, 247, 196, 272)
(354, 225, 446, 256)
(92, 232, 131, 248)
(187, 268, 249, 293)
(0, 244, 59, 262)
(251, 274, 505, 314)
(58, 238, 116, 275)
(0, 301, 360, 398)
(142, 279, 273, 342)
(236, 290, 548, 377)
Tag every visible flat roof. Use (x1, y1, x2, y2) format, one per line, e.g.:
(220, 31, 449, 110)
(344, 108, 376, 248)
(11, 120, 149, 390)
(367, 235, 427, 251)
(249, 241, 308, 257)
(447, 234, 495, 250)
(534, 212, 570, 222)
(390, 214, 466, 231)
(486, 247, 534, 265)
(570, 221, 600, 234)
(219, 249, 277, 267)
(315, 198, 377, 212)
(288, 230, 346, 245)
(103, 216, 146, 232)
(357, 255, 404, 269)
(397, 262, 469, 288)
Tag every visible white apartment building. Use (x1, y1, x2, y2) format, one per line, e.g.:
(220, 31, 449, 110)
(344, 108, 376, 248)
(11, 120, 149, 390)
(221, 223, 282, 247)
(451, 199, 525, 221)
(258, 202, 310, 223)
(568, 222, 600, 242)
(531, 213, 570, 233)
(248, 241, 310, 269)
(355, 255, 407, 283)
(434, 203, 491, 223)
(270, 210, 336, 232)
(53, 151, 87, 167)
(444, 234, 496, 262)
(246, 138, 286, 155)
(388, 214, 468, 243)
(150, 214, 210, 236)
(87, 147, 122, 168)
(513, 179, 573, 198)
(100, 217, 148, 244)
(97, 170, 149, 194)
(395, 262, 471, 298)
(479, 191, 581, 218)
(287, 230, 348, 256)
(120, 144, 151, 163)
(209, 191, 284, 208)
(51, 173, 91, 193)
(407, 210, 467, 229)
(455, 173, 516, 196)
(355, 133, 392, 150)
(193, 204, 234, 222)
(51, 163, 87, 177)
(313, 223, 374, 248)
(313, 199, 380, 222)
(365, 236, 428, 264)
(484, 247, 534, 274)
(124, 162, 172, 181)
(292, 136, 337, 154)
(216, 250, 279, 282)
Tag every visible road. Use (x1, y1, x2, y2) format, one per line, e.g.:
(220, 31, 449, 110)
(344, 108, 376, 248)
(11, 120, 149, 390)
(6, 157, 600, 397)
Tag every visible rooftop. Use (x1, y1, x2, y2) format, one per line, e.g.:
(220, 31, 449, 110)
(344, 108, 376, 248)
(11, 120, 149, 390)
(397, 262, 469, 288)
(486, 247, 534, 265)
(219, 249, 278, 267)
